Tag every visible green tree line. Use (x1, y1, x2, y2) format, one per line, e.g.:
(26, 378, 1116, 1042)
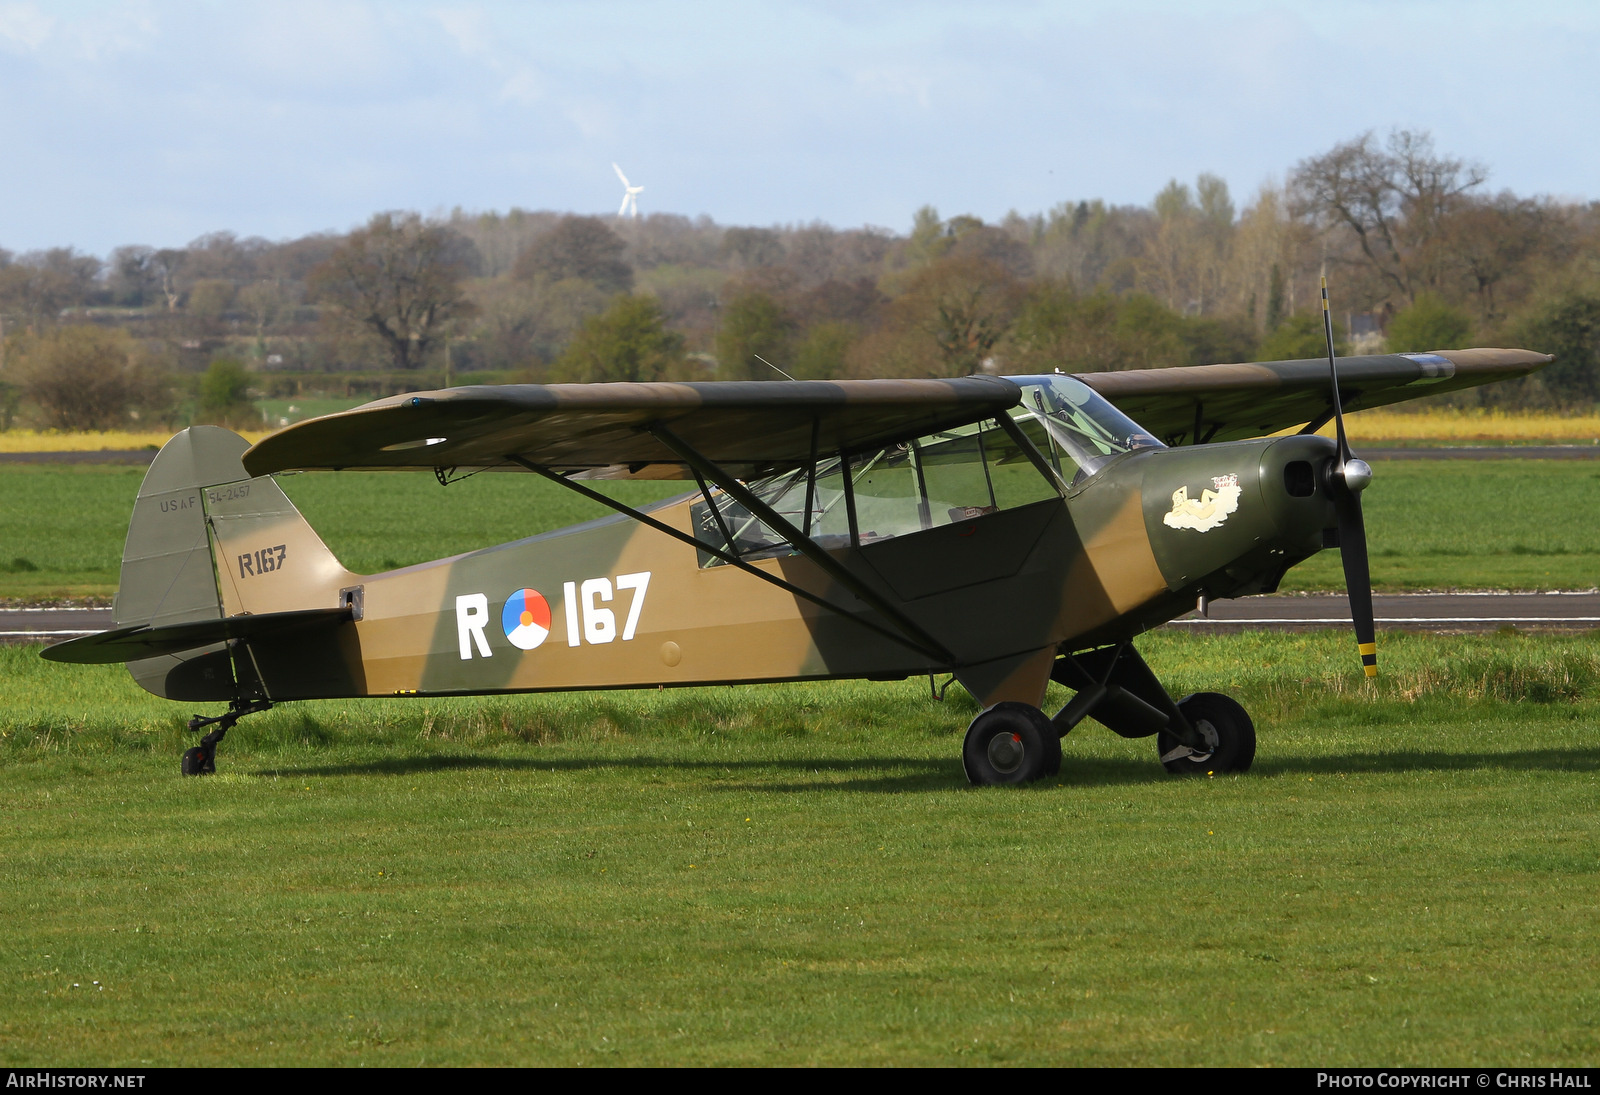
(5, 127, 1600, 431)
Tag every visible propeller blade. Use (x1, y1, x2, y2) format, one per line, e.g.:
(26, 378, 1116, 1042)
(619, 193, 631, 217)
(613, 162, 630, 187)
(1321, 274, 1376, 678)
(1320, 275, 1351, 465)
(1333, 481, 1378, 679)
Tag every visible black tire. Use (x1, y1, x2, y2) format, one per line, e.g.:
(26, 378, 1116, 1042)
(962, 702, 1061, 786)
(180, 746, 213, 776)
(1157, 692, 1255, 775)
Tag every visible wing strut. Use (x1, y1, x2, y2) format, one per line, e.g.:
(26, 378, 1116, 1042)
(506, 455, 952, 665)
(645, 425, 958, 665)
(993, 414, 1069, 497)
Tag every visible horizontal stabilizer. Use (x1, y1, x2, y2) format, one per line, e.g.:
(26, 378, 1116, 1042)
(41, 606, 354, 665)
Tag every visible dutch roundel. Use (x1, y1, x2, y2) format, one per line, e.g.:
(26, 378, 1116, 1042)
(501, 588, 552, 651)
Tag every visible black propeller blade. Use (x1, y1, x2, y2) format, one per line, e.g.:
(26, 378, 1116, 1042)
(1321, 276, 1377, 679)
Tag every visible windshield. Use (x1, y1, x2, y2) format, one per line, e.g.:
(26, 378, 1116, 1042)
(1011, 374, 1163, 475)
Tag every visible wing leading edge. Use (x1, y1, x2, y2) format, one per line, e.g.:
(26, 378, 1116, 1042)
(242, 348, 1549, 478)
(1078, 348, 1552, 445)
(243, 377, 1022, 479)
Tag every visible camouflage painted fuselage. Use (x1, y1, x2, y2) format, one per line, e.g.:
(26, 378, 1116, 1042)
(126, 426, 1339, 711)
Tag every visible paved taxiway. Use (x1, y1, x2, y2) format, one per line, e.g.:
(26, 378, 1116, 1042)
(1170, 591, 1600, 632)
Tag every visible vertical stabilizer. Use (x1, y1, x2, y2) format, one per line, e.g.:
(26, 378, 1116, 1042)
(118, 427, 243, 700)
(118, 425, 359, 700)
(116, 426, 244, 629)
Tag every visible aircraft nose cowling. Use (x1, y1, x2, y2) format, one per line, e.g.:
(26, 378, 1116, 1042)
(1258, 433, 1342, 551)
(1141, 438, 1293, 591)
(1140, 435, 1342, 597)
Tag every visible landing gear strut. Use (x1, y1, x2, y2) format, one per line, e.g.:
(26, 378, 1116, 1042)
(1157, 692, 1255, 774)
(181, 698, 272, 776)
(958, 642, 1259, 786)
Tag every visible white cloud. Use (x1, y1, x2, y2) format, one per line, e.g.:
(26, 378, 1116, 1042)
(0, 3, 52, 51)
(60, 1, 155, 61)
(433, 4, 491, 58)
(500, 67, 541, 105)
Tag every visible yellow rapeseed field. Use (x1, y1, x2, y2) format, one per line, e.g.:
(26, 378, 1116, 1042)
(2, 408, 1598, 453)
(0, 428, 272, 453)
(1302, 407, 1600, 444)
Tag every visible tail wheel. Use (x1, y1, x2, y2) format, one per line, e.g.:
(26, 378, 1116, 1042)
(1158, 692, 1255, 775)
(962, 702, 1061, 786)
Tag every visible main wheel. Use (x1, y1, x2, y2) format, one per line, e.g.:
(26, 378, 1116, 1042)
(1157, 692, 1255, 775)
(962, 702, 1061, 786)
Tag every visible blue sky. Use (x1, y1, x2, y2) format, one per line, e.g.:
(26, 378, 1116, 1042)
(1, 0, 1595, 255)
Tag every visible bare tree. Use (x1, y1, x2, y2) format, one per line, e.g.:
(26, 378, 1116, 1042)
(17, 327, 166, 430)
(1291, 129, 1486, 304)
(1224, 184, 1317, 331)
(513, 216, 633, 294)
(310, 213, 480, 371)
(1033, 200, 1154, 292)
(1441, 192, 1559, 322)
(237, 280, 288, 358)
(149, 249, 187, 312)
(0, 249, 102, 325)
(108, 246, 159, 306)
(855, 254, 1022, 378)
(719, 227, 785, 271)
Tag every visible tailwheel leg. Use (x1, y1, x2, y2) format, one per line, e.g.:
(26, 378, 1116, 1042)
(182, 699, 272, 776)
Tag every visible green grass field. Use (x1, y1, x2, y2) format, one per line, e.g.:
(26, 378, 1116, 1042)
(0, 465, 688, 601)
(257, 397, 370, 428)
(4, 630, 1600, 1065)
(3, 459, 1599, 601)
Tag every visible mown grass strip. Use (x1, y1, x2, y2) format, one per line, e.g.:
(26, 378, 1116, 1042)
(4, 631, 1599, 1065)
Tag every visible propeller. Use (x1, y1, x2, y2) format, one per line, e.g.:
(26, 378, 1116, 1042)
(1320, 275, 1377, 678)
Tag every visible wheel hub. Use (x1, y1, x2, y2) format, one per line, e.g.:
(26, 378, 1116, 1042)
(987, 731, 1025, 774)
(1160, 719, 1220, 765)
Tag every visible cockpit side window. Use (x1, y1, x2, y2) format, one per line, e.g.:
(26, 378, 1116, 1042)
(691, 415, 1063, 567)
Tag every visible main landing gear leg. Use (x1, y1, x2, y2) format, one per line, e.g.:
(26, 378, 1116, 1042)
(181, 699, 272, 776)
(1049, 643, 1256, 776)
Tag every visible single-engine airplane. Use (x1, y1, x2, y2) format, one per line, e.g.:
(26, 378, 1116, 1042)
(43, 322, 1549, 784)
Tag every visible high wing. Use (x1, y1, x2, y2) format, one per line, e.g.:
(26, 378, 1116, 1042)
(242, 349, 1550, 478)
(1078, 348, 1552, 445)
(243, 377, 1021, 479)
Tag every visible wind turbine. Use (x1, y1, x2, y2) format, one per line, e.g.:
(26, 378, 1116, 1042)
(613, 163, 643, 219)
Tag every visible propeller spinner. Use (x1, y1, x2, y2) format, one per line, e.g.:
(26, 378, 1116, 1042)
(1320, 276, 1377, 678)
